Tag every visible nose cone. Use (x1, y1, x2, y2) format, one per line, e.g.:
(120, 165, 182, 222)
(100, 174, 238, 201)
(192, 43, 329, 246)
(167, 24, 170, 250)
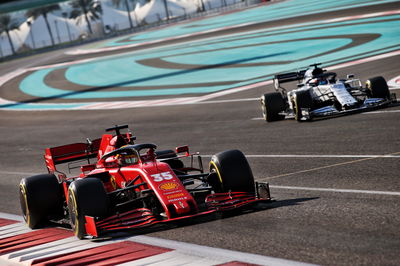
(173, 200, 191, 215)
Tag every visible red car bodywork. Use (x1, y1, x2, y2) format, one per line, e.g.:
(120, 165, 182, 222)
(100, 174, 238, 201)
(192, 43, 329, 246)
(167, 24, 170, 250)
(42, 127, 271, 238)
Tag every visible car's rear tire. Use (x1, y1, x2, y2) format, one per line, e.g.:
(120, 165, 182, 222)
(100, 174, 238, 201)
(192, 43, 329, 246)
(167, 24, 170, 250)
(261, 92, 286, 122)
(366, 76, 390, 99)
(68, 178, 109, 239)
(209, 150, 255, 193)
(293, 90, 313, 122)
(19, 174, 63, 229)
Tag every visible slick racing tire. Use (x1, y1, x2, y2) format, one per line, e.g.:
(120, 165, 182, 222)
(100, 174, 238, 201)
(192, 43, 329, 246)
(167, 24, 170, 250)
(261, 92, 286, 122)
(209, 150, 255, 193)
(366, 76, 390, 99)
(68, 178, 109, 239)
(19, 174, 63, 229)
(293, 90, 313, 122)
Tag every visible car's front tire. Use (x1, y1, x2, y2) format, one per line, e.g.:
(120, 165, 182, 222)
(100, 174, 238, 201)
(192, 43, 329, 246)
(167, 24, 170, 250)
(209, 150, 255, 193)
(19, 174, 63, 229)
(261, 92, 286, 122)
(366, 76, 390, 99)
(293, 90, 313, 122)
(68, 178, 109, 239)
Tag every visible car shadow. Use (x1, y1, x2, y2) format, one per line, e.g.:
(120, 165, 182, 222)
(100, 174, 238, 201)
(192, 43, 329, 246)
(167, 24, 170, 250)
(89, 196, 319, 242)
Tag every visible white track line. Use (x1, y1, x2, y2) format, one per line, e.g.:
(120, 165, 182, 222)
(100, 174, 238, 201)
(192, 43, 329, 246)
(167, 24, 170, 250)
(201, 154, 400, 158)
(0, 212, 23, 222)
(198, 97, 259, 104)
(3, 153, 399, 178)
(326, 50, 400, 70)
(252, 106, 400, 120)
(363, 109, 400, 114)
(388, 75, 400, 89)
(129, 235, 314, 266)
(0, 171, 40, 176)
(118, 250, 229, 266)
(270, 185, 400, 196)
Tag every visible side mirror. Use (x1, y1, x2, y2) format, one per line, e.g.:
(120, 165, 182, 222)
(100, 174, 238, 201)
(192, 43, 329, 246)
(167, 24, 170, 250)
(104, 157, 119, 168)
(176, 145, 189, 156)
(309, 80, 318, 86)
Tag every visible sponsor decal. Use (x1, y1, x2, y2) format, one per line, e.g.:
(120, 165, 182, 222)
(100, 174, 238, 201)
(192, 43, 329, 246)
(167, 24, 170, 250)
(166, 193, 185, 199)
(164, 190, 182, 195)
(159, 182, 179, 191)
(169, 197, 188, 202)
(110, 176, 117, 189)
(151, 172, 174, 182)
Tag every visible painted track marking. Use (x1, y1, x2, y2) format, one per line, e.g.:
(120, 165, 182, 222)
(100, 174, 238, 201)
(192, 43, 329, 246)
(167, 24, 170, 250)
(202, 154, 400, 158)
(1, 9, 400, 110)
(0, 171, 40, 176)
(2, 154, 399, 177)
(363, 109, 400, 114)
(257, 151, 400, 181)
(0, 213, 312, 266)
(270, 185, 400, 196)
(388, 75, 400, 89)
(127, 235, 314, 266)
(69, 8, 400, 55)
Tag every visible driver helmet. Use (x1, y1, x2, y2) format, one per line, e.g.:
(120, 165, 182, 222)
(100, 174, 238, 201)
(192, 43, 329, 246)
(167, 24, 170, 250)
(319, 79, 328, 85)
(116, 152, 138, 166)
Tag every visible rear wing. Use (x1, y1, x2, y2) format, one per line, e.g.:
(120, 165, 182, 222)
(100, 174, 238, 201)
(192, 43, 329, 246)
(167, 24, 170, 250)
(273, 70, 306, 91)
(44, 138, 102, 173)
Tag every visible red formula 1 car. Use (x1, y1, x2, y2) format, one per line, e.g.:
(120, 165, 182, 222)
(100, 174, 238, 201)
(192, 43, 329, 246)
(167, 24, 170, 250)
(19, 125, 271, 239)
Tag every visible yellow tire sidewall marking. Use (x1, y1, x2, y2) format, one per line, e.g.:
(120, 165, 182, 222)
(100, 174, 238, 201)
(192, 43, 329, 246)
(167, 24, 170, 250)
(20, 184, 31, 226)
(209, 160, 223, 185)
(68, 187, 80, 236)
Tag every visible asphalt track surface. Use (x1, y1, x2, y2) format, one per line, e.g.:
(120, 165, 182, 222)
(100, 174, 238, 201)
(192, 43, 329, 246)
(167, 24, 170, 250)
(1, 0, 400, 265)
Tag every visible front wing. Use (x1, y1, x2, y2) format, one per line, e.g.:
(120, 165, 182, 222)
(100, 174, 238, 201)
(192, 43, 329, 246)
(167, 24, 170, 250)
(312, 96, 396, 119)
(293, 95, 397, 121)
(84, 183, 271, 238)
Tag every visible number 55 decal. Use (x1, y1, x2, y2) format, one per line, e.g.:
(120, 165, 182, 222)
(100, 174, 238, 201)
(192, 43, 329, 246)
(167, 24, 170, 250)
(151, 172, 174, 182)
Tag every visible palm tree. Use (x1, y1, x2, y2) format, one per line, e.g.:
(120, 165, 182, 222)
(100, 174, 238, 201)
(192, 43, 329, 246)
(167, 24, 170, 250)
(69, 0, 102, 35)
(112, 0, 135, 29)
(162, 0, 170, 21)
(0, 14, 20, 55)
(25, 4, 60, 46)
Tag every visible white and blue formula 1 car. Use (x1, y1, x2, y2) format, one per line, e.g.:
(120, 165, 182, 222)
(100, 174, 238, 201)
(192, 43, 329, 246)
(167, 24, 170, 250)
(261, 64, 397, 122)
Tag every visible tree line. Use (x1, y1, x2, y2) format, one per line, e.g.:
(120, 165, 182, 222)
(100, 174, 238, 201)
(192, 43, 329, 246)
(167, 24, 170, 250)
(0, 0, 147, 55)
